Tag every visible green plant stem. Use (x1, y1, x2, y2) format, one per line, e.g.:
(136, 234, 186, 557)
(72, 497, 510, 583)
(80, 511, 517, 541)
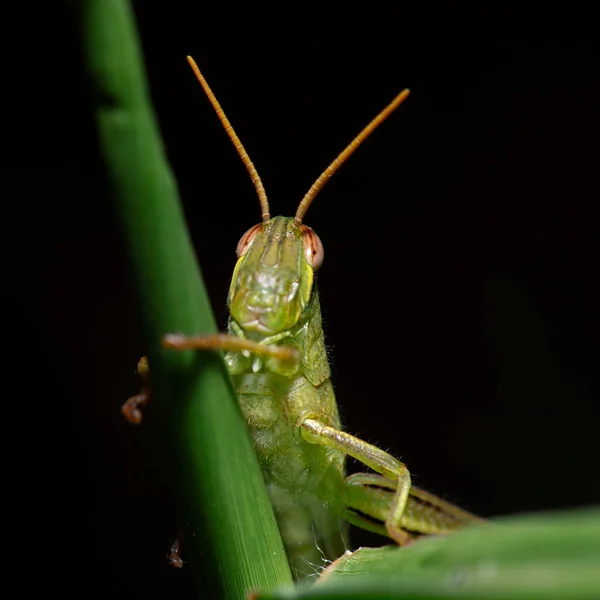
(79, 0, 292, 597)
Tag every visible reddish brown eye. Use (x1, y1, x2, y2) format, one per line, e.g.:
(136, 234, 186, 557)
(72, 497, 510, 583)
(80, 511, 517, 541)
(236, 223, 262, 257)
(300, 225, 324, 270)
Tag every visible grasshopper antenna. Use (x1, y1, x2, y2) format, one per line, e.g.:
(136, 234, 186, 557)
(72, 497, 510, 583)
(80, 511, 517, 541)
(186, 55, 271, 222)
(294, 88, 411, 225)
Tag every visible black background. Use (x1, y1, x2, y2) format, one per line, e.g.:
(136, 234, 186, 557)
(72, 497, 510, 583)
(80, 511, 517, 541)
(9, 2, 599, 597)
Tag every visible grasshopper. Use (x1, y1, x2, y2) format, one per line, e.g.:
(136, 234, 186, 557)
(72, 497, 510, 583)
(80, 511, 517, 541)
(122, 56, 483, 580)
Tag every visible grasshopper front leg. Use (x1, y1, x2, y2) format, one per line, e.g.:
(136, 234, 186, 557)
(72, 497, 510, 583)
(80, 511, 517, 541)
(163, 333, 299, 374)
(122, 356, 150, 424)
(300, 419, 413, 546)
(121, 335, 299, 424)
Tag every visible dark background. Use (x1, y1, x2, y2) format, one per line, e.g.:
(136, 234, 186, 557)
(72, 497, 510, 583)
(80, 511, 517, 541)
(9, 2, 598, 597)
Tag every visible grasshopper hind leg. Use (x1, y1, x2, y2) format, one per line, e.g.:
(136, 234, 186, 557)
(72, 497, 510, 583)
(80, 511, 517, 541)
(300, 418, 413, 545)
(299, 419, 483, 545)
(342, 472, 484, 541)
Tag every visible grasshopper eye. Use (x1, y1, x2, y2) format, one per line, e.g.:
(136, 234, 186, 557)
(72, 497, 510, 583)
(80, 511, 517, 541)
(236, 223, 262, 258)
(301, 225, 324, 270)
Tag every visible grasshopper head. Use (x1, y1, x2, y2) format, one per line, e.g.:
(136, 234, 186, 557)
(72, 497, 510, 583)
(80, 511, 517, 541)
(228, 216, 324, 337)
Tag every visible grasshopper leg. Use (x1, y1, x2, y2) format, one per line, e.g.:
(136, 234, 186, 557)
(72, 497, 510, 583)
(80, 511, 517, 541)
(346, 473, 484, 525)
(167, 532, 184, 568)
(342, 473, 483, 539)
(339, 507, 391, 539)
(162, 333, 300, 375)
(122, 356, 150, 425)
(162, 333, 298, 361)
(300, 419, 412, 545)
(125, 334, 299, 424)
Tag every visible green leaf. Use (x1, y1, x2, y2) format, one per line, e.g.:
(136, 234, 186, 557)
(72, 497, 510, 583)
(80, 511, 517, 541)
(78, 0, 293, 597)
(260, 506, 600, 599)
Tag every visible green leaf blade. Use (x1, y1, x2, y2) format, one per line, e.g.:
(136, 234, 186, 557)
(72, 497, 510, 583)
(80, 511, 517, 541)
(260, 507, 600, 600)
(79, 0, 293, 597)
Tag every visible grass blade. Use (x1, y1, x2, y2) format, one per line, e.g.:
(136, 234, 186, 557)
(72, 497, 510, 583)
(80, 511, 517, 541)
(258, 506, 600, 600)
(79, 0, 293, 596)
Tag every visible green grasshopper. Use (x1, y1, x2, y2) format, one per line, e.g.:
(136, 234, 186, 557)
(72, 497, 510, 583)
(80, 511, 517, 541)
(122, 56, 483, 580)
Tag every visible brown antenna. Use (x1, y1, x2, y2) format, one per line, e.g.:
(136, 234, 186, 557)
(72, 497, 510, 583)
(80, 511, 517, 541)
(186, 55, 271, 222)
(294, 88, 411, 224)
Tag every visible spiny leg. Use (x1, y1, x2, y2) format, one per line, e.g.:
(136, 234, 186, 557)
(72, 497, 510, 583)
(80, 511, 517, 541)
(341, 475, 397, 537)
(122, 357, 150, 425)
(300, 419, 412, 545)
(409, 485, 485, 525)
(343, 473, 482, 537)
(347, 473, 485, 526)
